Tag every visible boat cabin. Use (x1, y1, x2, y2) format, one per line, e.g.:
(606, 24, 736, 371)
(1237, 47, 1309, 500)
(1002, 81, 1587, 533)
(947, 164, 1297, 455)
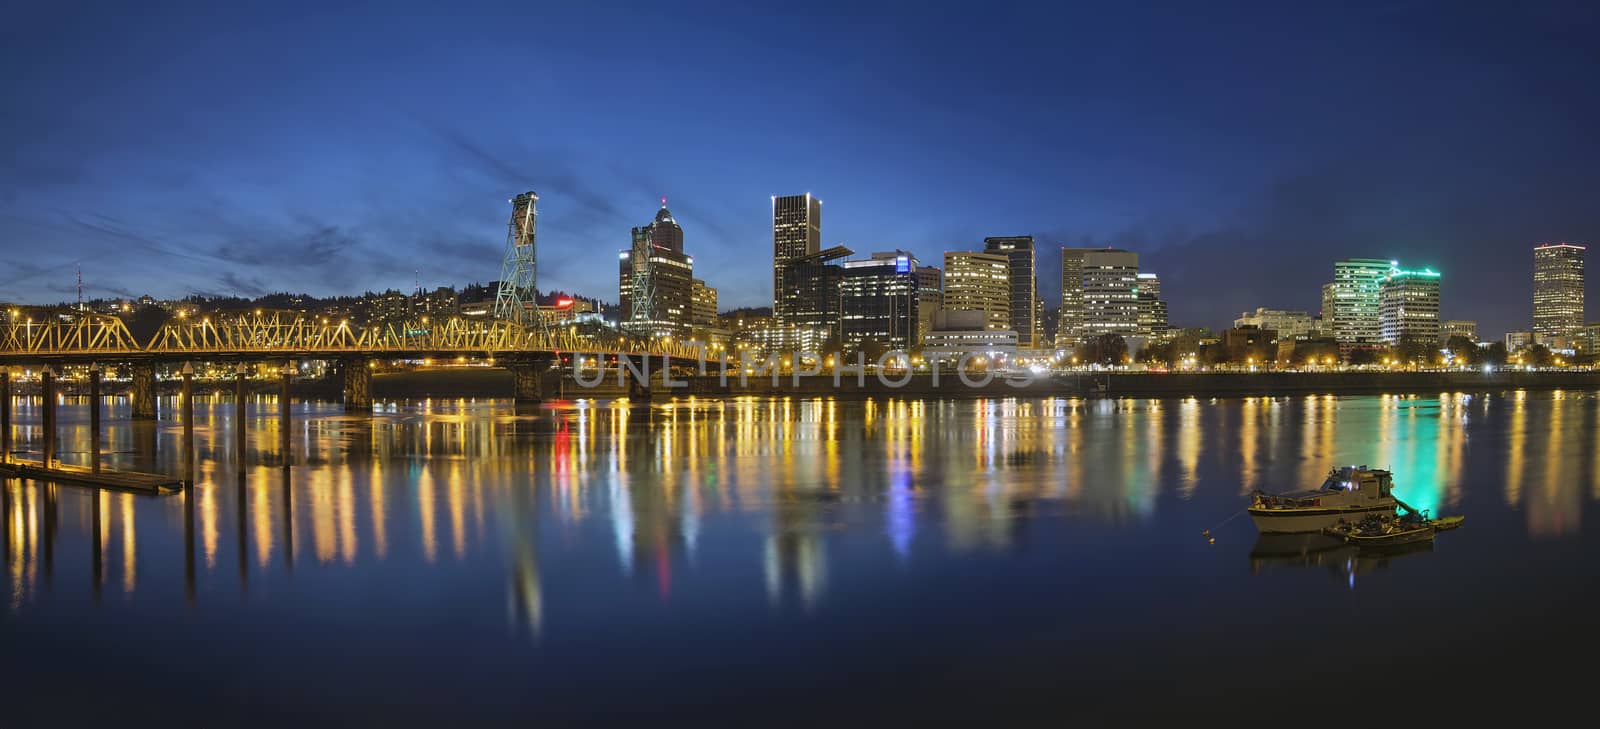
(1319, 466, 1392, 500)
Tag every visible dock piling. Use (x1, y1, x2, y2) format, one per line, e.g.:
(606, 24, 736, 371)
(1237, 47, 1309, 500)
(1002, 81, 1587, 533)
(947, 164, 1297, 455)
(42, 366, 56, 466)
(89, 366, 101, 474)
(280, 362, 292, 466)
(2, 368, 10, 463)
(181, 362, 195, 488)
(235, 362, 248, 473)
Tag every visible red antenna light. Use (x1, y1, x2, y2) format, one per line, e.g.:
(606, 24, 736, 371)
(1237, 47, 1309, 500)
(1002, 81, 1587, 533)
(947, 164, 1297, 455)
(661, 197, 667, 207)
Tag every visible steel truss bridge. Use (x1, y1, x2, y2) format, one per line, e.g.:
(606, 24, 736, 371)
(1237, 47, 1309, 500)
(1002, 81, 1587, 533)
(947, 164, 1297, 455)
(0, 310, 705, 409)
(0, 310, 700, 363)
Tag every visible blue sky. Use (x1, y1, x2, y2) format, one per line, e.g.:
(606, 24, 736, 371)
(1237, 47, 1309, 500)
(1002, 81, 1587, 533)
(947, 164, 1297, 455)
(3, 0, 1597, 335)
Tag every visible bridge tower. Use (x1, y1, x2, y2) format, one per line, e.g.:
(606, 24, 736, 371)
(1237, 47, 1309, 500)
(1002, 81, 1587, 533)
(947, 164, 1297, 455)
(628, 231, 655, 336)
(494, 191, 541, 329)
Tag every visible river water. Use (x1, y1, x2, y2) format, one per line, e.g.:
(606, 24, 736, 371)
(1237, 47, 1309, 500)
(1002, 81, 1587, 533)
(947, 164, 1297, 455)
(3, 391, 1597, 723)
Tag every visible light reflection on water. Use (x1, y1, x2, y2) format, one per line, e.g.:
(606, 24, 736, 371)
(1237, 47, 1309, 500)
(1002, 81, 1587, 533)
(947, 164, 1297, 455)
(2, 390, 1599, 721)
(5, 392, 1599, 599)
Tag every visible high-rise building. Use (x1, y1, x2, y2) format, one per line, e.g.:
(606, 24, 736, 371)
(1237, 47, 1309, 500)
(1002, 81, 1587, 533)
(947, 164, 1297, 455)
(1320, 283, 1336, 324)
(618, 203, 695, 338)
(1136, 272, 1168, 338)
(777, 245, 852, 344)
(839, 251, 922, 354)
(1533, 243, 1585, 339)
(983, 236, 1040, 347)
(1378, 267, 1441, 344)
(942, 251, 1011, 331)
(1327, 258, 1391, 345)
(1235, 308, 1313, 340)
(915, 265, 943, 346)
(1060, 248, 1141, 343)
(1440, 320, 1477, 343)
(772, 193, 822, 322)
(690, 279, 718, 327)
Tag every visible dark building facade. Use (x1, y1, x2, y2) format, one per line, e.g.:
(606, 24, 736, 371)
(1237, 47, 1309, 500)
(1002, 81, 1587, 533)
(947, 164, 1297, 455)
(777, 245, 852, 346)
(839, 250, 922, 355)
(983, 236, 1040, 348)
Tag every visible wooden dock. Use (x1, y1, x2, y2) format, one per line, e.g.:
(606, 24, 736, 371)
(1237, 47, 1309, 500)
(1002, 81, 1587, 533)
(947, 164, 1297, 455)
(0, 460, 184, 494)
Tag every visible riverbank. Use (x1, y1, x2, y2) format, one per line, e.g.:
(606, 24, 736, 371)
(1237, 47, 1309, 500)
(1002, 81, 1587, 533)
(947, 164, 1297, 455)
(13, 368, 1599, 401)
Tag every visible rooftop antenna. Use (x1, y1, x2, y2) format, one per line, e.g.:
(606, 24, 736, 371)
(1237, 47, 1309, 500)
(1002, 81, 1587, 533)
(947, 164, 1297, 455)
(76, 263, 82, 311)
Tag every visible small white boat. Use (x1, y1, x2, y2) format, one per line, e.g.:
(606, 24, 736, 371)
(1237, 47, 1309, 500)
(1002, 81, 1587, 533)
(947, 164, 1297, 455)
(1248, 466, 1399, 534)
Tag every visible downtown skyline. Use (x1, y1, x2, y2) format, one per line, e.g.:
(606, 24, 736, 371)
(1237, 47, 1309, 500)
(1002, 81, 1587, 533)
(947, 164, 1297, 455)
(3, 3, 1599, 337)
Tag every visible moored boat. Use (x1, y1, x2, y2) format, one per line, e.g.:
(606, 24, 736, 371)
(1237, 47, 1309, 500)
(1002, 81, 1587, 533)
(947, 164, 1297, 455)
(1248, 466, 1399, 534)
(1323, 514, 1436, 548)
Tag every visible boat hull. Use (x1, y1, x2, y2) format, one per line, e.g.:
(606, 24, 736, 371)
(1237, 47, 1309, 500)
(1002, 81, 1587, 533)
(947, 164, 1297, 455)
(1248, 504, 1397, 534)
(1339, 526, 1435, 548)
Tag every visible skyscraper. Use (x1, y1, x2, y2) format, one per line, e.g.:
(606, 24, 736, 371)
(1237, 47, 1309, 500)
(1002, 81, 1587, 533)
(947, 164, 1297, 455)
(1060, 248, 1141, 342)
(1136, 272, 1168, 337)
(690, 278, 719, 327)
(942, 251, 1011, 331)
(1058, 249, 1086, 346)
(839, 251, 922, 354)
(618, 203, 695, 338)
(778, 245, 852, 344)
(1327, 258, 1391, 345)
(772, 193, 822, 322)
(1378, 267, 1441, 344)
(983, 236, 1040, 347)
(915, 265, 943, 346)
(1533, 243, 1585, 339)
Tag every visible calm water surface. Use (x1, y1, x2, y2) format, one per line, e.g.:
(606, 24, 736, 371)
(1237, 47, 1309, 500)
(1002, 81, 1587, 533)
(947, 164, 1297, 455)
(3, 391, 1598, 723)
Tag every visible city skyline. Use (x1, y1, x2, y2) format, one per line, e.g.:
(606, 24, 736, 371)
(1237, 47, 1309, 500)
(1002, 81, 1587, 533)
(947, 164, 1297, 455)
(3, 4, 1598, 337)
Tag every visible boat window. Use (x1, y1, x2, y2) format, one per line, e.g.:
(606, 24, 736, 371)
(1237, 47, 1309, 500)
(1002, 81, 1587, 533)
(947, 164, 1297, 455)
(1321, 478, 1355, 491)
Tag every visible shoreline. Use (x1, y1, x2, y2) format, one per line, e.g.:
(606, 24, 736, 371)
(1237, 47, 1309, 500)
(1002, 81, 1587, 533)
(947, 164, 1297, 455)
(11, 368, 1597, 401)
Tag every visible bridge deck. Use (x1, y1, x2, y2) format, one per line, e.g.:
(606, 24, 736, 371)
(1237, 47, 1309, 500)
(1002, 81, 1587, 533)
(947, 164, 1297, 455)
(0, 460, 184, 494)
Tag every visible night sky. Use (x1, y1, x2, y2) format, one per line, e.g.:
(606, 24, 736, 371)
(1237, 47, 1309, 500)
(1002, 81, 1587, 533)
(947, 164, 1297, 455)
(3, 1, 1597, 336)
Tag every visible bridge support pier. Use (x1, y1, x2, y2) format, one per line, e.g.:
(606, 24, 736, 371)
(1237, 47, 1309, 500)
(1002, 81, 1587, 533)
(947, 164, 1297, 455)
(2, 369, 10, 463)
(89, 367, 101, 473)
(341, 358, 371, 412)
(42, 367, 56, 466)
(130, 362, 157, 420)
(620, 355, 659, 402)
(508, 355, 559, 404)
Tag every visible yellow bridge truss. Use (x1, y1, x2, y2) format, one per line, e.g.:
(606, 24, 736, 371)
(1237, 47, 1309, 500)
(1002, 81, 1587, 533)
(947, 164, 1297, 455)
(1, 310, 699, 360)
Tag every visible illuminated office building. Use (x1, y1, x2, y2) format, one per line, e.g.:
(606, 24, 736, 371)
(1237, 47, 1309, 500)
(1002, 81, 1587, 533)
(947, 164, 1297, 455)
(1378, 267, 1441, 344)
(618, 203, 694, 338)
(1327, 258, 1391, 345)
(942, 251, 1011, 332)
(839, 251, 922, 354)
(1059, 248, 1141, 343)
(1533, 242, 1585, 339)
(772, 193, 822, 324)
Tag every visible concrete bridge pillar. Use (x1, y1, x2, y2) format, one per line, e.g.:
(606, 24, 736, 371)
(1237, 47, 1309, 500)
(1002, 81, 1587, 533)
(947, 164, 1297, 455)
(509, 355, 559, 404)
(618, 355, 650, 401)
(130, 362, 157, 420)
(341, 357, 372, 412)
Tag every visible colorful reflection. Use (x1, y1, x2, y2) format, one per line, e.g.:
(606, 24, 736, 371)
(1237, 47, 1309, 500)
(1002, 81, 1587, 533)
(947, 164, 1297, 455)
(1, 389, 1597, 621)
